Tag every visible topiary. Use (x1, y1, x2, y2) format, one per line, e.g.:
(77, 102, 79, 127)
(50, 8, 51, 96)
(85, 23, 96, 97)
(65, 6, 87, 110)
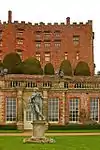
(74, 61, 90, 76)
(60, 60, 72, 76)
(3, 52, 22, 74)
(44, 63, 54, 75)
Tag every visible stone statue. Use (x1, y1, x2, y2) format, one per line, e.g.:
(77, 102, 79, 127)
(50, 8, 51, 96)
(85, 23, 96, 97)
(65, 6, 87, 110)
(29, 91, 45, 121)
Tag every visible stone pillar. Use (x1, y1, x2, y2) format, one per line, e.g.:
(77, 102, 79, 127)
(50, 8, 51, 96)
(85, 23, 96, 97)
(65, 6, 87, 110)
(17, 90, 24, 131)
(59, 92, 65, 125)
(0, 93, 4, 123)
(42, 90, 48, 121)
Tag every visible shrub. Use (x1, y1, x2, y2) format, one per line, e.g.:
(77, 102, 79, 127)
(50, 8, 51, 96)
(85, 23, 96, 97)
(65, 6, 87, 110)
(3, 52, 22, 74)
(0, 124, 17, 130)
(21, 57, 43, 75)
(48, 124, 100, 130)
(60, 60, 72, 76)
(44, 63, 54, 75)
(74, 61, 90, 76)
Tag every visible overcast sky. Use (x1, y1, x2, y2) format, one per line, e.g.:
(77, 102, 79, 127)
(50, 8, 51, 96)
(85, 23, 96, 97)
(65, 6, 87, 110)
(0, 0, 100, 73)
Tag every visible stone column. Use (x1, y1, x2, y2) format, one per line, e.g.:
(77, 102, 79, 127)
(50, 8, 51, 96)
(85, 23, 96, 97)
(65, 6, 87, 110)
(42, 90, 48, 121)
(0, 93, 4, 123)
(59, 92, 65, 125)
(17, 90, 24, 131)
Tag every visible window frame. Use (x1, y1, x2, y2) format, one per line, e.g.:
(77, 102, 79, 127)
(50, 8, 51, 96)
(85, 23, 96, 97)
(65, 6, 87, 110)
(48, 98, 59, 123)
(69, 98, 79, 123)
(5, 97, 17, 123)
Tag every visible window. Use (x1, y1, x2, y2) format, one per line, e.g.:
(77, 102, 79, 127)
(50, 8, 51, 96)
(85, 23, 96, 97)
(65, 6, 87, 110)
(48, 98, 59, 122)
(45, 53, 50, 62)
(26, 81, 37, 88)
(64, 52, 68, 60)
(35, 31, 41, 39)
(26, 110, 32, 121)
(90, 98, 99, 121)
(0, 41, 2, 47)
(6, 97, 16, 122)
(16, 31, 23, 37)
(36, 53, 40, 61)
(16, 49, 22, 59)
(36, 43, 41, 48)
(69, 98, 79, 122)
(43, 81, 52, 87)
(17, 39, 23, 45)
(0, 31, 2, 39)
(54, 30, 60, 38)
(44, 31, 51, 39)
(64, 82, 68, 88)
(73, 35, 80, 45)
(55, 43, 61, 48)
(76, 51, 79, 60)
(0, 51, 2, 60)
(44, 43, 50, 48)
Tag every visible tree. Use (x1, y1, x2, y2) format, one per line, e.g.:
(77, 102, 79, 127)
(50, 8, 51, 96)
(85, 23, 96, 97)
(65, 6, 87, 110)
(44, 63, 54, 75)
(60, 60, 72, 76)
(97, 71, 100, 75)
(21, 57, 43, 75)
(0, 62, 4, 68)
(3, 52, 22, 74)
(74, 61, 90, 76)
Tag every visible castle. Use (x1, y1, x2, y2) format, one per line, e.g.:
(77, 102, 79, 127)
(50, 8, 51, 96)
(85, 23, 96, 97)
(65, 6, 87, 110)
(0, 10, 94, 75)
(0, 11, 99, 131)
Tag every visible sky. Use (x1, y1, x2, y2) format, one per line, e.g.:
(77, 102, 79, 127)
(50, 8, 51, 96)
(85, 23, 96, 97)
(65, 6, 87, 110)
(0, 0, 100, 73)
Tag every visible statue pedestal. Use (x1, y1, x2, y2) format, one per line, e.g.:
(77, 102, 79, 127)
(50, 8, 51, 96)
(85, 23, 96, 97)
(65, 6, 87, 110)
(32, 120, 48, 137)
(23, 120, 55, 144)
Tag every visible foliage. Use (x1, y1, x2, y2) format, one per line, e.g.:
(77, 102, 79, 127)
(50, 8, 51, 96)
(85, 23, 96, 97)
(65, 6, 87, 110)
(97, 71, 100, 75)
(60, 60, 72, 76)
(0, 124, 17, 130)
(0, 61, 4, 68)
(44, 63, 54, 75)
(3, 52, 22, 74)
(48, 124, 100, 130)
(21, 57, 43, 75)
(74, 61, 90, 76)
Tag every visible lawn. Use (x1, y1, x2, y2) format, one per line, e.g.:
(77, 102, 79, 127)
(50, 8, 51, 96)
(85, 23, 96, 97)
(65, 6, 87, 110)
(0, 136, 100, 150)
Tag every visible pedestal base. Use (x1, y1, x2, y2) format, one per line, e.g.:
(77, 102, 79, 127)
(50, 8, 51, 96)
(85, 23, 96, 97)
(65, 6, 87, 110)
(32, 120, 48, 137)
(23, 136, 55, 144)
(23, 120, 55, 144)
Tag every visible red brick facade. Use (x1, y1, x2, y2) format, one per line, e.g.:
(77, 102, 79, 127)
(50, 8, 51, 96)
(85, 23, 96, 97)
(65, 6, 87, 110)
(0, 11, 94, 75)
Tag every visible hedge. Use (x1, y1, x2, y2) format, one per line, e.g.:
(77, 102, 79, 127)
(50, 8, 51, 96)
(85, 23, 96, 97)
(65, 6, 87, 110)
(0, 124, 17, 130)
(48, 124, 100, 130)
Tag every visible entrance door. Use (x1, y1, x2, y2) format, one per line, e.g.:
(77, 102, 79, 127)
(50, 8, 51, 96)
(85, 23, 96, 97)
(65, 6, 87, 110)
(24, 109, 33, 130)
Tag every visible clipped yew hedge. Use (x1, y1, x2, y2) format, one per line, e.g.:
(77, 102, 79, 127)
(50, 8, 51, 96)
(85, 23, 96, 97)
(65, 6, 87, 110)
(48, 124, 100, 130)
(44, 63, 54, 75)
(74, 61, 90, 76)
(3, 52, 22, 74)
(60, 60, 72, 76)
(21, 57, 43, 75)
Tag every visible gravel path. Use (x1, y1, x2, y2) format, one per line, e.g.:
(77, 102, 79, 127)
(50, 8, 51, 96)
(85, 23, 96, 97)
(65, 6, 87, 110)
(1, 132, 100, 136)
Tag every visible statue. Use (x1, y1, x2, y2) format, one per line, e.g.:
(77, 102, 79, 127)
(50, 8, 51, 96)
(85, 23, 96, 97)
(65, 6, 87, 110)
(29, 90, 45, 121)
(23, 88, 55, 144)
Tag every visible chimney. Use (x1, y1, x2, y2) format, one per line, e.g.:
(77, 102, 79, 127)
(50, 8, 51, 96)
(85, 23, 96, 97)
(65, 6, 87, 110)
(66, 17, 70, 25)
(8, 10, 12, 23)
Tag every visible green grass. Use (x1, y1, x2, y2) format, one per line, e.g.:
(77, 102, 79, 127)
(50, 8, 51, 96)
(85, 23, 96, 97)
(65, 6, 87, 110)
(47, 129, 100, 133)
(0, 136, 100, 150)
